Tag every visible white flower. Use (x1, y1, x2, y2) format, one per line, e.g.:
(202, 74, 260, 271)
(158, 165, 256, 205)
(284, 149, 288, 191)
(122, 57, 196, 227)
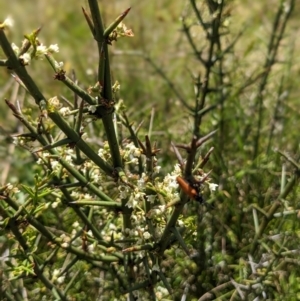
(91, 171, 101, 183)
(112, 80, 120, 93)
(48, 44, 59, 53)
(126, 157, 138, 165)
(61, 242, 69, 248)
(137, 173, 146, 189)
(208, 183, 218, 192)
(65, 148, 74, 155)
(153, 165, 161, 173)
(4, 183, 19, 194)
(86, 68, 93, 75)
(72, 221, 80, 228)
(1, 17, 14, 28)
(165, 174, 178, 189)
(71, 191, 80, 199)
(157, 286, 169, 296)
(177, 219, 184, 227)
(98, 148, 105, 158)
(126, 189, 146, 208)
(126, 197, 138, 208)
(118, 185, 130, 199)
(55, 61, 64, 68)
(65, 155, 73, 164)
(12, 136, 18, 145)
(126, 143, 141, 157)
(36, 44, 48, 58)
(19, 53, 31, 65)
(133, 190, 145, 202)
(59, 107, 71, 116)
(6, 183, 13, 190)
(51, 201, 59, 208)
(162, 174, 179, 198)
(57, 276, 65, 284)
(143, 231, 151, 240)
(173, 163, 181, 174)
(88, 105, 97, 113)
(128, 229, 139, 237)
(146, 195, 156, 203)
(88, 244, 94, 253)
(48, 96, 61, 109)
(53, 269, 60, 277)
(50, 160, 59, 170)
(84, 193, 93, 200)
(158, 205, 166, 212)
(147, 207, 163, 219)
(109, 223, 117, 230)
(43, 152, 50, 158)
(12, 186, 20, 194)
(36, 158, 43, 164)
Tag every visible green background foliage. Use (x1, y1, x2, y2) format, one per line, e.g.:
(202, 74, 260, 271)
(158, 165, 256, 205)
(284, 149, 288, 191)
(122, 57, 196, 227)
(1, 0, 300, 300)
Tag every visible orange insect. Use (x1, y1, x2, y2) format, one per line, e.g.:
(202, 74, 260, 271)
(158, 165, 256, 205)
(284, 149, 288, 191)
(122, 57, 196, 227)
(176, 176, 203, 203)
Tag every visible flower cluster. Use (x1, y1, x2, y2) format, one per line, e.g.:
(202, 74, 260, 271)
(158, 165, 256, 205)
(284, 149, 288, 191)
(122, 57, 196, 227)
(122, 142, 141, 165)
(11, 40, 59, 65)
(108, 22, 134, 44)
(0, 17, 14, 29)
(115, 22, 134, 38)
